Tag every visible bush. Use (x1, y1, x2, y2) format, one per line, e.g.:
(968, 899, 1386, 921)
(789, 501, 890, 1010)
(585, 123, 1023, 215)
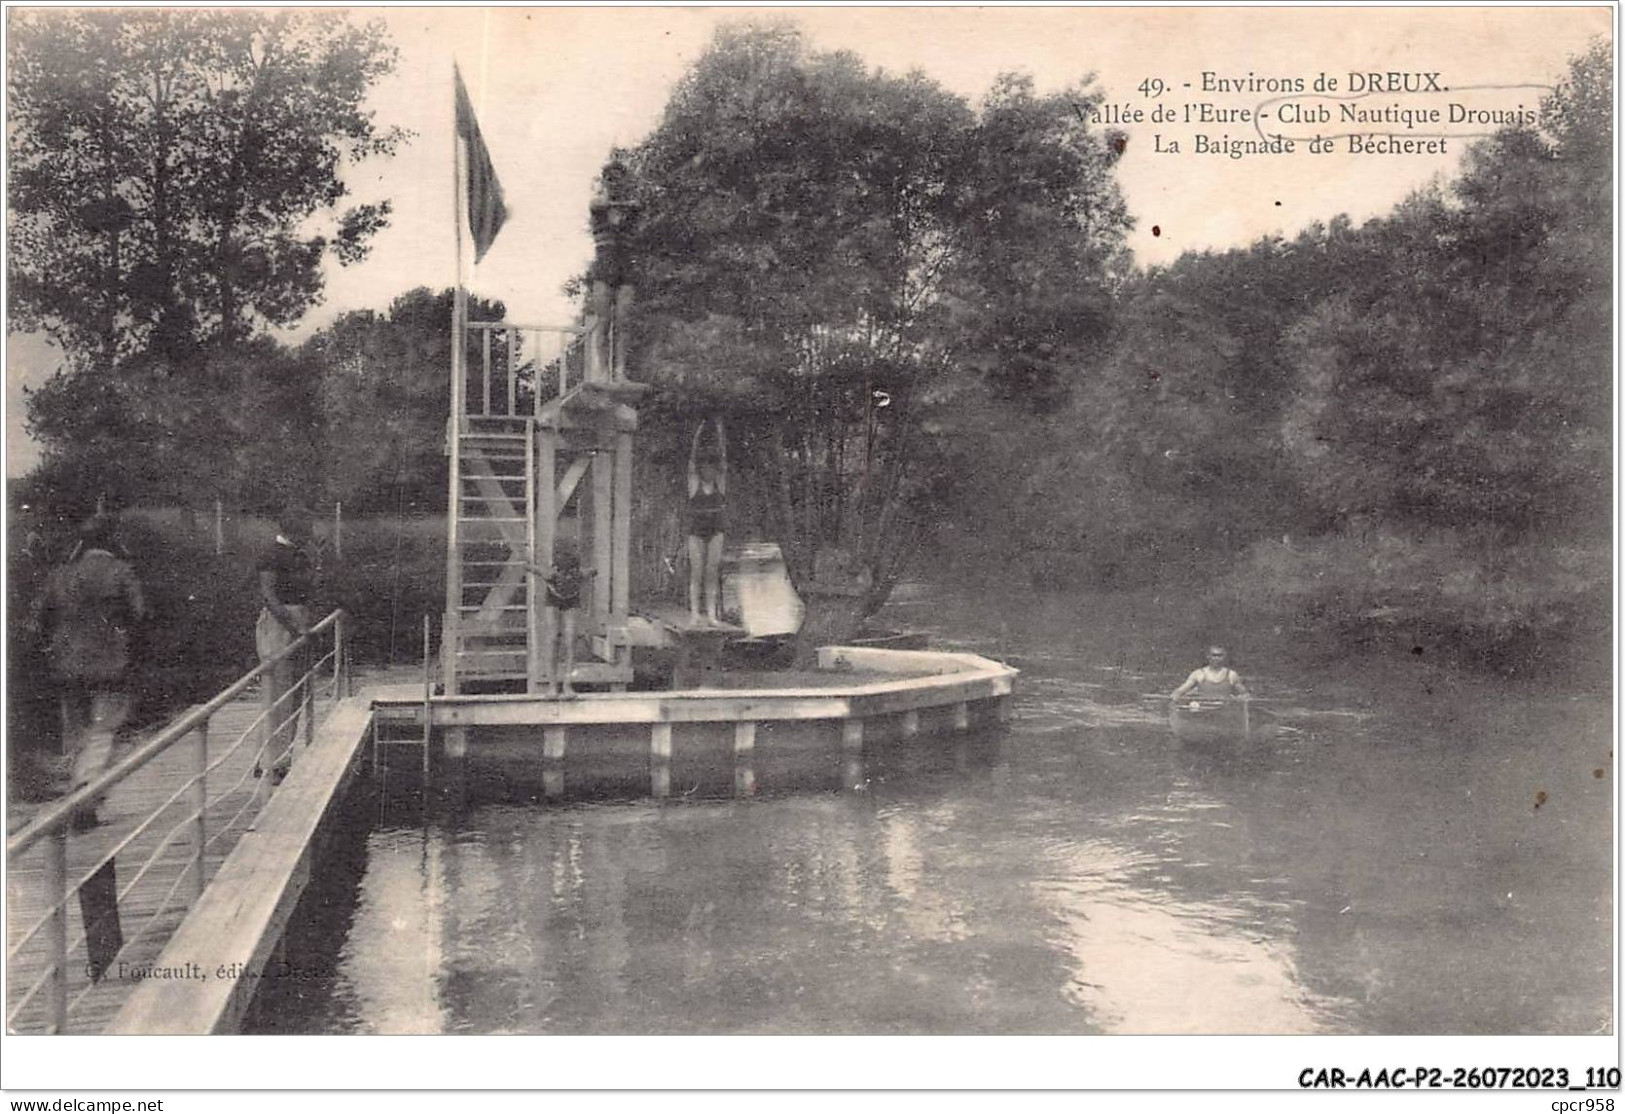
(321, 514, 446, 665)
(1219, 527, 1609, 675)
(10, 509, 452, 738)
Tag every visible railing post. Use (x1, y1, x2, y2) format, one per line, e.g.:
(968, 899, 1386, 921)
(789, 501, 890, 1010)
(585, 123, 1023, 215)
(45, 825, 69, 1033)
(303, 648, 316, 750)
(334, 613, 349, 699)
(258, 662, 276, 799)
(191, 716, 209, 902)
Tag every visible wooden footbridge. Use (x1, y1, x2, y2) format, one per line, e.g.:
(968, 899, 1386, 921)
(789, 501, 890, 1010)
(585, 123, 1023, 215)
(5, 614, 355, 1034)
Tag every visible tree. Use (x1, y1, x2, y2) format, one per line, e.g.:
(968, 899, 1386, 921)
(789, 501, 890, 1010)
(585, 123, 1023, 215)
(8, 9, 404, 364)
(308, 287, 506, 513)
(625, 23, 1129, 642)
(1279, 40, 1612, 541)
(24, 336, 323, 512)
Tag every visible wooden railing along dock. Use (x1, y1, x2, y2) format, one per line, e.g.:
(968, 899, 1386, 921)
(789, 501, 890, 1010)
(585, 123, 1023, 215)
(5, 611, 349, 1033)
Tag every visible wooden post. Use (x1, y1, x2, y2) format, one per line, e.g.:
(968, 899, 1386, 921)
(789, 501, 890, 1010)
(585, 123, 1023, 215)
(333, 502, 343, 559)
(422, 615, 433, 775)
(444, 726, 467, 760)
(842, 753, 865, 792)
(591, 441, 613, 631)
(302, 656, 316, 749)
(507, 327, 519, 416)
(544, 725, 567, 761)
(45, 825, 69, 1033)
(534, 427, 557, 692)
(481, 327, 492, 417)
(543, 724, 566, 799)
(214, 499, 224, 556)
(733, 721, 756, 797)
(610, 430, 633, 678)
(258, 672, 276, 806)
(899, 709, 920, 740)
(525, 427, 541, 692)
(650, 722, 672, 798)
(336, 612, 350, 698)
(191, 717, 209, 902)
(611, 431, 632, 622)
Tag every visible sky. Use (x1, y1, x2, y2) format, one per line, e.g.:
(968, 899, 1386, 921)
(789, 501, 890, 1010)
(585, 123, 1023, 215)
(4, 4, 1612, 475)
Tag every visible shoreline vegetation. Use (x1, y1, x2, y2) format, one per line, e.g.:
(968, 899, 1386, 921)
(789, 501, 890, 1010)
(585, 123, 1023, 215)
(7, 19, 1611, 752)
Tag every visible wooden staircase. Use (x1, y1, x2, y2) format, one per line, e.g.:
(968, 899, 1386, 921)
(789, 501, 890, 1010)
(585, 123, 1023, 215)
(443, 315, 644, 696)
(449, 416, 536, 689)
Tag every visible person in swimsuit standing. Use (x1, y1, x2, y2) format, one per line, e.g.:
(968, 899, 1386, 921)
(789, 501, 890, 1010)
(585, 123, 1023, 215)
(1170, 645, 1250, 707)
(687, 418, 727, 624)
(543, 548, 593, 699)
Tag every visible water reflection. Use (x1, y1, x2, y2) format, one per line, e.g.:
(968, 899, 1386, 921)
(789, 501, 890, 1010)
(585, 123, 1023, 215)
(339, 827, 450, 1033)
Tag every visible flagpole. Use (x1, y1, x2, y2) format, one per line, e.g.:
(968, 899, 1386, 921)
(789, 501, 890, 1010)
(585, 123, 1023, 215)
(445, 63, 468, 695)
(452, 66, 468, 410)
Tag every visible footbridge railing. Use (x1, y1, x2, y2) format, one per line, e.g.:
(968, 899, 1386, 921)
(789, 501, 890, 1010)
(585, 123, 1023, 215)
(5, 610, 349, 1034)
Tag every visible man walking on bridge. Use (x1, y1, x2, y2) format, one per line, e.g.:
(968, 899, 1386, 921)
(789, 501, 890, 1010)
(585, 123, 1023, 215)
(256, 504, 319, 782)
(34, 514, 147, 821)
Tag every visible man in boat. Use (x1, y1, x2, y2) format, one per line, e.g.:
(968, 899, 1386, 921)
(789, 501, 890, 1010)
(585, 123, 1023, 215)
(1170, 645, 1250, 707)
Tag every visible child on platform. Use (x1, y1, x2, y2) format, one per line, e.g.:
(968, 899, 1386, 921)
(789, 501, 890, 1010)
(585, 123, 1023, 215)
(544, 549, 594, 698)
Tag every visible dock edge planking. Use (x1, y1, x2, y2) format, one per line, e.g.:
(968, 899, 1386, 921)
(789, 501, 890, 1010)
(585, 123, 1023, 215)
(108, 695, 377, 1035)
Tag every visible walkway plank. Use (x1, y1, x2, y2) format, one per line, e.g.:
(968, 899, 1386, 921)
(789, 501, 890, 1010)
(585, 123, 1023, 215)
(109, 696, 376, 1035)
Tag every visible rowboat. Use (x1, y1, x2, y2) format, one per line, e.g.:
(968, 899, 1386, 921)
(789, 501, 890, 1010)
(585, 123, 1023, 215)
(1169, 698, 1252, 745)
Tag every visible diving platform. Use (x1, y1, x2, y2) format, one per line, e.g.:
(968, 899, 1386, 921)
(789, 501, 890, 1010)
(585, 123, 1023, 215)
(374, 646, 1015, 730)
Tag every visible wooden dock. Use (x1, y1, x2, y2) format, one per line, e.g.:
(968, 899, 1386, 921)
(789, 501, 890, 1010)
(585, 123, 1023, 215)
(5, 682, 348, 1034)
(9, 647, 1016, 1033)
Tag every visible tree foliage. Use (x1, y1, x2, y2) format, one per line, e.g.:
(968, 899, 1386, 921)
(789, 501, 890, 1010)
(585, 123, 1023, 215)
(9, 9, 404, 363)
(626, 23, 1130, 619)
(307, 287, 505, 513)
(1013, 39, 1611, 663)
(1278, 40, 1611, 541)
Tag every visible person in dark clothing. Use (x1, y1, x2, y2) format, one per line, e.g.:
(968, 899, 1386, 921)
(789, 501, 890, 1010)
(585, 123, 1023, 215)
(33, 515, 148, 816)
(686, 418, 728, 625)
(542, 549, 594, 698)
(255, 504, 319, 780)
(12, 528, 61, 801)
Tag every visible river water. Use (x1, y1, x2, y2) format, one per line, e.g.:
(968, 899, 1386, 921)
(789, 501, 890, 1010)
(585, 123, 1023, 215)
(249, 584, 1613, 1036)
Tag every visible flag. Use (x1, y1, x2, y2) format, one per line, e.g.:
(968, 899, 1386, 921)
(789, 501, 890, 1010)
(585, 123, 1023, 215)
(454, 66, 507, 264)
